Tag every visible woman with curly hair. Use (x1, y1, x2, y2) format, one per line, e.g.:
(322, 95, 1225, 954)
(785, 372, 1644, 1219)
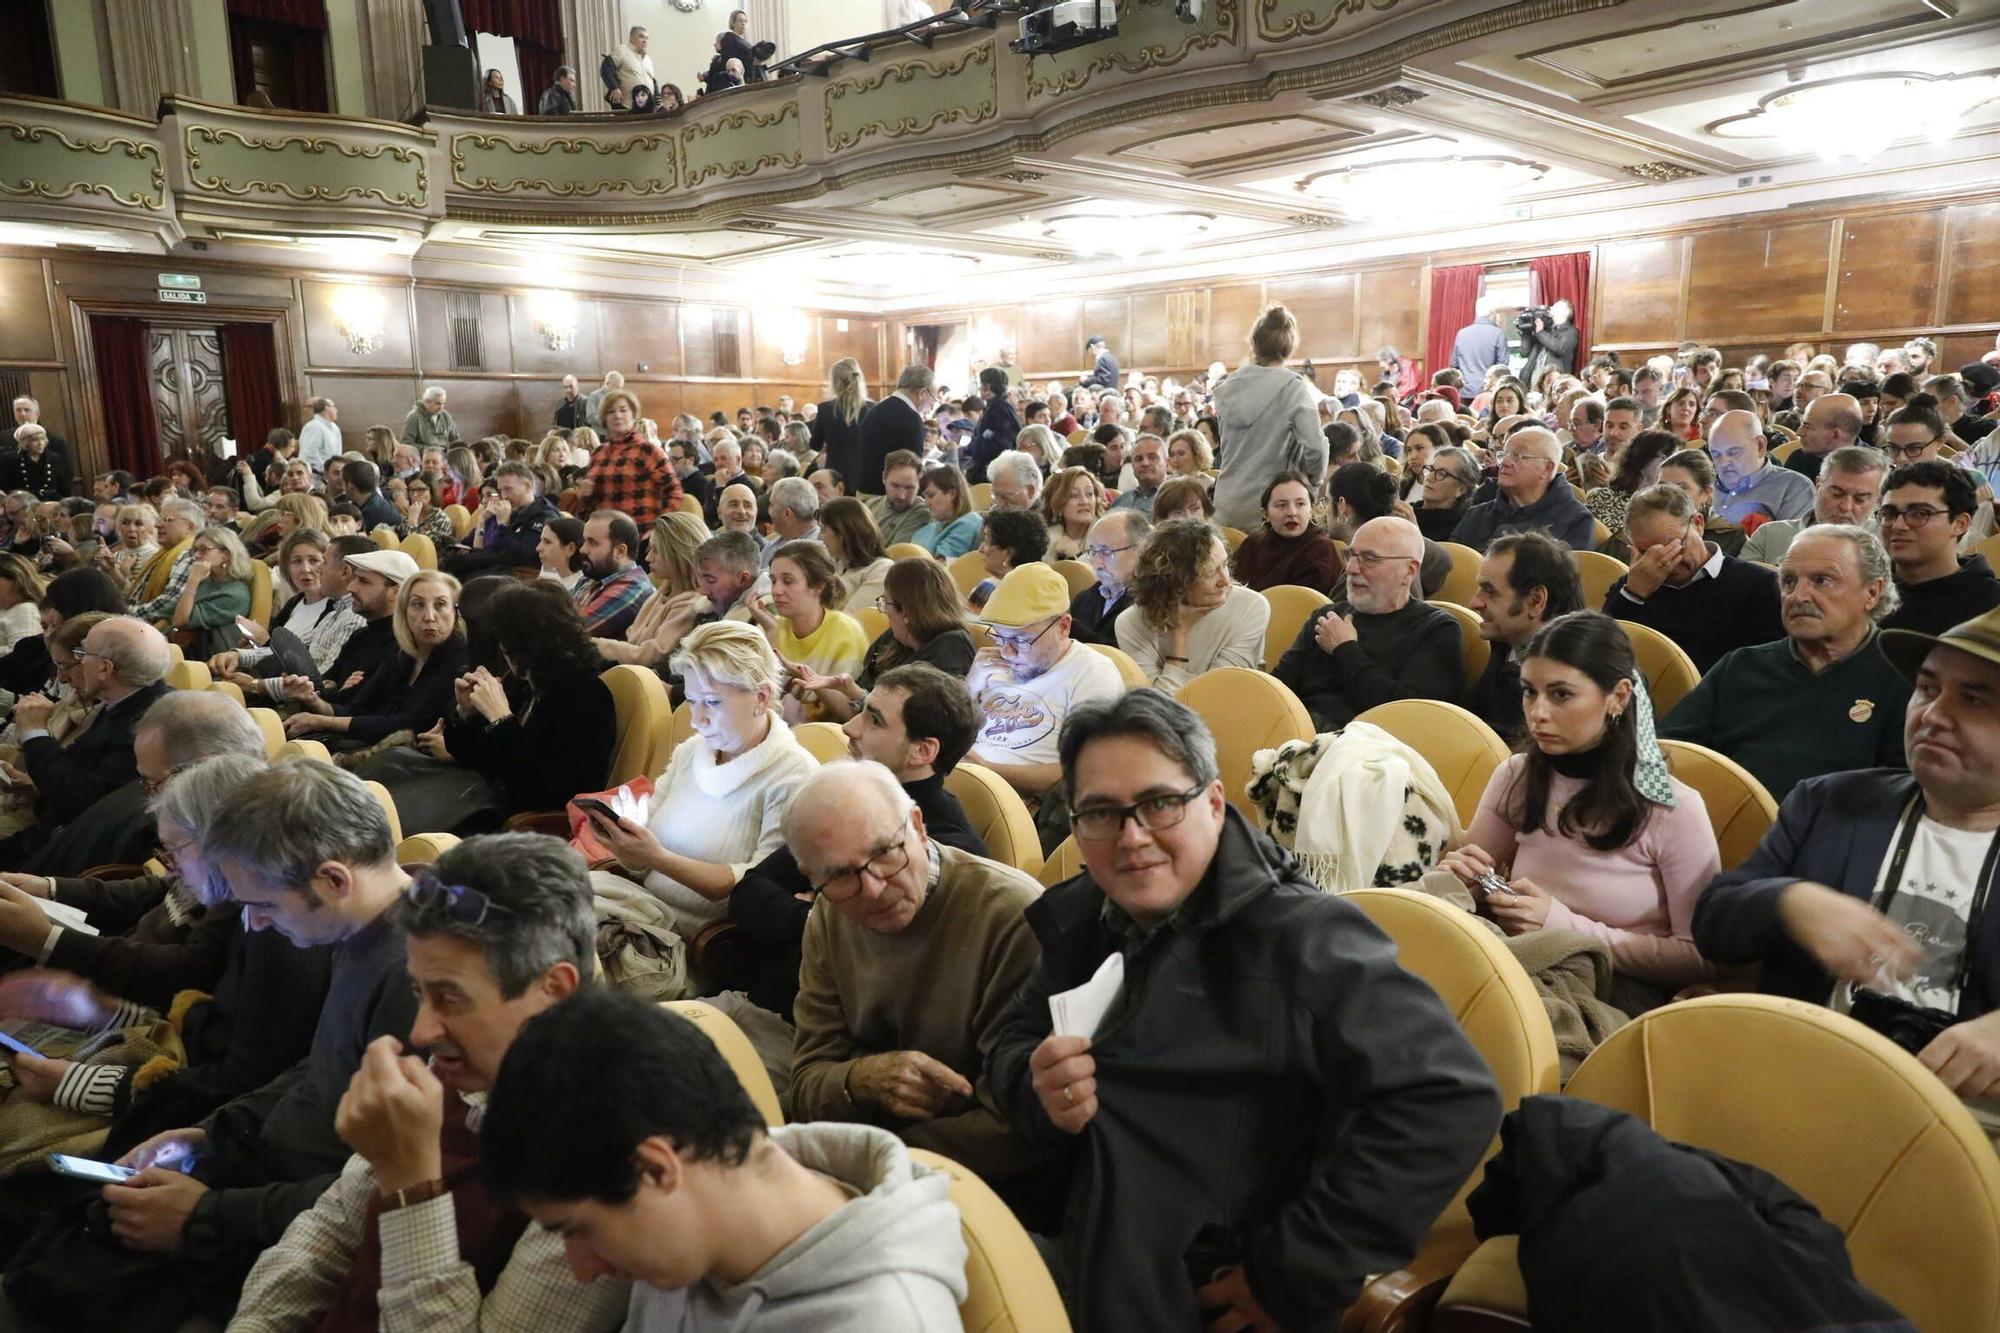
(1114, 516, 1269, 691)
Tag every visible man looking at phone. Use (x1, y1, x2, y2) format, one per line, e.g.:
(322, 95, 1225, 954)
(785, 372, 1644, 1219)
(1695, 604, 2000, 1120)
(1606, 483, 1783, 673)
(988, 690, 1500, 1332)
(232, 834, 628, 1330)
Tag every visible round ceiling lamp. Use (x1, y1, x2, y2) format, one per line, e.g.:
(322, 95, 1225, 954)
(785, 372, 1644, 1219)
(1040, 209, 1214, 257)
(1709, 72, 2000, 160)
(1296, 155, 1547, 223)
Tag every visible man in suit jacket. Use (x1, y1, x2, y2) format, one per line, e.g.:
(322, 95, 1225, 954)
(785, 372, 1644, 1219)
(854, 365, 935, 497)
(1068, 512, 1145, 646)
(1079, 335, 1120, 393)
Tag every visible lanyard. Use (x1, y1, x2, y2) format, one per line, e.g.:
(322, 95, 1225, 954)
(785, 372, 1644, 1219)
(1871, 796, 2000, 994)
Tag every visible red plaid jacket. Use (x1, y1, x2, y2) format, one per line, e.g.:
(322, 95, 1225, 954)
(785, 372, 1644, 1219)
(584, 436, 681, 529)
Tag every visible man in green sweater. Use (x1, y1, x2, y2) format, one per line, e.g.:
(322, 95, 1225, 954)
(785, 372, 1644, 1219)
(1662, 525, 1910, 801)
(786, 760, 1052, 1203)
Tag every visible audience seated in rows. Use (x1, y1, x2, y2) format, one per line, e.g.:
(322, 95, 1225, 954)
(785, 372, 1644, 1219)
(1741, 444, 1885, 563)
(284, 570, 466, 752)
(572, 510, 654, 640)
(1210, 306, 1327, 530)
(1229, 469, 1341, 594)
(1710, 409, 1814, 524)
(800, 557, 975, 724)
(1451, 427, 1596, 551)
(754, 540, 868, 725)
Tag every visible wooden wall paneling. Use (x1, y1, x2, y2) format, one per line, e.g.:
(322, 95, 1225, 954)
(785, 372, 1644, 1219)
(1081, 297, 1129, 369)
(1128, 290, 1170, 369)
(1167, 288, 1206, 369)
(748, 307, 820, 384)
(1018, 299, 1080, 377)
(1358, 265, 1423, 365)
(412, 288, 453, 378)
(817, 314, 881, 386)
(1943, 200, 2000, 329)
(1593, 237, 1687, 347)
(25, 369, 72, 441)
(508, 293, 601, 378)
(1206, 283, 1263, 365)
(479, 293, 513, 376)
(419, 376, 517, 444)
(1834, 210, 1946, 335)
(1685, 220, 1833, 341)
(0, 257, 58, 362)
(681, 305, 726, 379)
(1267, 272, 1357, 361)
(300, 278, 414, 371)
(304, 374, 420, 448)
(607, 301, 683, 379)
(1940, 333, 1996, 373)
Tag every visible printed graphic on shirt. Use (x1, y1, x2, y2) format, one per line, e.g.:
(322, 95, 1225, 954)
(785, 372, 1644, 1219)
(1878, 818, 1983, 1012)
(977, 685, 1055, 752)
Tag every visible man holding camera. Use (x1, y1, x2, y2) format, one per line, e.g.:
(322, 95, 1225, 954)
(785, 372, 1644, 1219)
(1521, 299, 1579, 390)
(1694, 604, 2000, 1121)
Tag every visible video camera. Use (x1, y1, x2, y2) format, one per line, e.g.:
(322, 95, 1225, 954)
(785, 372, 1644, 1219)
(1514, 306, 1550, 336)
(1012, 0, 1119, 56)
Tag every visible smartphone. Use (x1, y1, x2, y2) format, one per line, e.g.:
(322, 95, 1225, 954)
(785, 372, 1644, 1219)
(573, 797, 622, 825)
(1470, 871, 1508, 906)
(46, 1154, 136, 1184)
(0, 1030, 41, 1060)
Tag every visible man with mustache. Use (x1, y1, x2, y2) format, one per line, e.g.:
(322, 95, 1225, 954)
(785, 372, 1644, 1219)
(1695, 603, 2000, 1124)
(1662, 525, 1910, 803)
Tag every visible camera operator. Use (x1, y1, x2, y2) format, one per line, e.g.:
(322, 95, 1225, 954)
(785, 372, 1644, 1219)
(1521, 299, 1580, 393)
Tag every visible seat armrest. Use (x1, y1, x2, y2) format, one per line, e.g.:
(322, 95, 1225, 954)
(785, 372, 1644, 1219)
(504, 810, 572, 838)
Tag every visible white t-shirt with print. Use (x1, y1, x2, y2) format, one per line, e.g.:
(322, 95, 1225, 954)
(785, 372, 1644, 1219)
(965, 640, 1123, 770)
(1873, 815, 1990, 1013)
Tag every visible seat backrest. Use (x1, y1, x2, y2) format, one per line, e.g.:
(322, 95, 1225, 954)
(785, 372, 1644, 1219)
(1354, 698, 1509, 827)
(887, 542, 931, 562)
(1259, 583, 1331, 671)
(1591, 517, 1612, 547)
(943, 762, 1043, 878)
(1175, 667, 1315, 816)
(1618, 619, 1701, 718)
(248, 559, 274, 626)
(662, 700, 693, 769)
(947, 551, 988, 599)
(905, 1147, 1073, 1333)
(1083, 641, 1147, 688)
(968, 481, 994, 511)
(1428, 599, 1489, 687)
(1435, 542, 1482, 607)
(208, 679, 245, 706)
(363, 779, 404, 844)
(1218, 525, 1248, 554)
(792, 721, 849, 764)
(396, 831, 460, 865)
(246, 706, 284, 759)
(600, 664, 672, 787)
(1977, 531, 2000, 576)
(1038, 834, 1084, 887)
(1771, 439, 1801, 463)
(1657, 738, 1778, 869)
(445, 504, 474, 540)
(1050, 559, 1095, 600)
(1567, 993, 2000, 1333)
(165, 660, 211, 692)
(400, 531, 439, 571)
(1574, 549, 1629, 610)
(662, 1000, 784, 1126)
(852, 606, 889, 642)
(278, 738, 332, 763)
(676, 493, 704, 516)
(371, 526, 398, 549)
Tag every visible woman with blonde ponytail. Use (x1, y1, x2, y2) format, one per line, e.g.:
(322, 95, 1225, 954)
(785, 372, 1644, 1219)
(810, 356, 874, 487)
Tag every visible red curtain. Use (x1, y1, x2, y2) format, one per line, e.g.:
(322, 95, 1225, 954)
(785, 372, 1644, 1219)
(88, 316, 160, 480)
(1426, 263, 1485, 389)
(461, 0, 563, 105)
(220, 323, 283, 471)
(227, 0, 330, 112)
(1529, 250, 1592, 368)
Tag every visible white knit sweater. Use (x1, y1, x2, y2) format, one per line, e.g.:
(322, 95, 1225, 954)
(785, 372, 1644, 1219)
(642, 714, 819, 932)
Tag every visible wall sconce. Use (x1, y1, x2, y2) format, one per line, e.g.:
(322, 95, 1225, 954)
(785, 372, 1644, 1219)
(774, 309, 809, 367)
(332, 284, 386, 355)
(528, 290, 579, 351)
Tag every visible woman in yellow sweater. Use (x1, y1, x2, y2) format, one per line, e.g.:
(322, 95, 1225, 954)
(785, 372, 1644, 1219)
(753, 539, 869, 724)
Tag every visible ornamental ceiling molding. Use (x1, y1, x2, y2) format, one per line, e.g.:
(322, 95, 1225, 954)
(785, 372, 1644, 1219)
(681, 101, 803, 188)
(1258, 0, 1403, 43)
(1622, 160, 1702, 183)
(823, 41, 997, 154)
(1354, 84, 1427, 109)
(449, 131, 680, 197)
(184, 126, 428, 207)
(0, 122, 165, 210)
(1025, 0, 1241, 102)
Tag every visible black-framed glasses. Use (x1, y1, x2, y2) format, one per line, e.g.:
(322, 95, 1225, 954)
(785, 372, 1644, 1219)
(990, 617, 1059, 652)
(1875, 503, 1950, 529)
(403, 871, 514, 925)
(874, 595, 899, 613)
(1069, 786, 1208, 842)
(1884, 438, 1938, 461)
(809, 825, 912, 901)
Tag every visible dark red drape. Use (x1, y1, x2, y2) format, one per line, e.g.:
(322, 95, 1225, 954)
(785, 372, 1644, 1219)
(461, 0, 562, 104)
(0, 0, 59, 98)
(228, 0, 330, 113)
(88, 316, 160, 480)
(1426, 263, 1485, 389)
(220, 323, 283, 468)
(1529, 250, 1592, 367)
(226, 0, 326, 27)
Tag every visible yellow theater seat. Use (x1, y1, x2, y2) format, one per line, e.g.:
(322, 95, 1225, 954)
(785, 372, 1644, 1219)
(1435, 542, 1482, 607)
(887, 542, 931, 562)
(664, 1000, 783, 1126)
(852, 606, 889, 642)
(1657, 738, 1778, 870)
(1618, 619, 1700, 718)
(1429, 600, 1489, 688)
(943, 761, 1042, 878)
(396, 832, 460, 865)
(1084, 641, 1147, 688)
(248, 559, 274, 628)
(1050, 558, 1095, 600)
(245, 706, 284, 759)
(399, 531, 438, 571)
(1175, 667, 1314, 817)
(1355, 698, 1508, 828)
(906, 1148, 1073, 1333)
(947, 551, 988, 599)
(1259, 584, 1330, 671)
(1573, 549, 1627, 610)
(1038, 834, 1084, 888)
(278, 738, 332, 763)
(601, 664, 671, 786)
(791, 721, 849, 764)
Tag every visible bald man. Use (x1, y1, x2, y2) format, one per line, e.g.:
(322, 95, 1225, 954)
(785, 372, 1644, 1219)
(1711, 409, 1813, 524)
(1788, 392, 1865, 482)
(1273, 516, 1463, 730)
(1449, 427, 1597, 551)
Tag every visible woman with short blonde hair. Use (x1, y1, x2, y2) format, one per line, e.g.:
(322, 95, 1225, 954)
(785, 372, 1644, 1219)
(283, 570, 467, 748)
(1166, 428, 1213, 475)
(171, 526, 256, 659)
(596, 510, 712, 668)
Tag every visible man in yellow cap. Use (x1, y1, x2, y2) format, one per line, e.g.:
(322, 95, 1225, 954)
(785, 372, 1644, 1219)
(964, 563, 1123, 814)
(1695, 602, 2000, 1121)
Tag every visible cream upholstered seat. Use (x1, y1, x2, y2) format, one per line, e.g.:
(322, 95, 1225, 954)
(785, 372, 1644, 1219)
(663, 999, 784, 1126)
(278, 738, 331, 763)
(792, 721, 850, 764)
(1259, 583, 1331, 671)
(852, 606, 889, 642)
(1429, 599, 1490, 688)
(248, 558, 274, 627)
(1218, 524, 1248, 554)
(1657, 738, 1778, 870)
(1050, 558, 1095, 600)
(395, 831, 460, 865)
(601, 664, 671, 785)
(1339, 889, 1559, 1332)
(370, 526, 398, 549)
(1175, 666, 1314, 817)
(947, 551, 988, 599)
(165, 660, 211, 692)
(906, 1148, 1073, 1333)
(245, 706, 284, 759)
(1573, 549, 1627, 611)
(363, 779, 403, 844)
(943, 761, 1042, 877)
(1435, 542, 1482, 607)
(399, 531, 438, 571)
(662, 700, 693, 768)
(207, 679, 245, 707)
(1084, 641, 1147, 688)
(444, 504, 475, 541)
(1618, 619, 1700, 718)
(887, 542, 931, 562)
(1038, 834, 1085, 888)
(1354, 698, 1509, 828)
(1433, 994, 2000, 1333)
(968, 482, 994, 512)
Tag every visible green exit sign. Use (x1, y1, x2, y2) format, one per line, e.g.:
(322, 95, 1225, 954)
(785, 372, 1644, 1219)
(158, 273, 202, 290)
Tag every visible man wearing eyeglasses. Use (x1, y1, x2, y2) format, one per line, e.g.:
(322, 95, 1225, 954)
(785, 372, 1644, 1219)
(1609, 483, 1782, 674)
(1448, 427, 1597, 551)
(1878, 462, 2000, 637)
(234, 833, 628, 1331)
(1743, 446, 1885, 565)
(1068, 511, 1148, 646)
(787, 761, 1055, 1209)
(964, 564, 1122, 806)
(989, 690, 1500, 1333)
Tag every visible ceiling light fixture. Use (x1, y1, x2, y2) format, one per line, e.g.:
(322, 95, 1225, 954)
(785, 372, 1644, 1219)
(1040, 209, 1214, 257)
(1297, 156, 1546, 222)
(1710, 72, 2000, 160)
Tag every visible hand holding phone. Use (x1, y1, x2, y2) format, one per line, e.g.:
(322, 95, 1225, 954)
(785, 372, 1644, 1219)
(573, 797, 622, 826)
(46, 1153, 136, 1184)
(1471, 871, 1509, 905)
(0, 1030, 44, 1061)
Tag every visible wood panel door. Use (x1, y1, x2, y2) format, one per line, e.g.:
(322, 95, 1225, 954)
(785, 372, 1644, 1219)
(149, 327, 231, 462)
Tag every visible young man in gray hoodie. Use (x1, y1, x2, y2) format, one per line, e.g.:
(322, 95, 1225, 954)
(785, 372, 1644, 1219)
(482, 989, 970, 1331)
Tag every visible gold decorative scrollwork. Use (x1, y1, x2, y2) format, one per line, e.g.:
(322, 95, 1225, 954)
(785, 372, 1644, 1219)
(681, 103, 802, 188)
(450, 133, 680, 196)
(184, 127, 427, 206)
(824, 42, 997, 153)
(1258, 0, 1403, 43)
(0, 123, 165, 209)
(1026, 0, 1241, 100)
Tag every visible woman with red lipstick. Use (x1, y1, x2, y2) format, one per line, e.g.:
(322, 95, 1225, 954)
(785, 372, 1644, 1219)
(1439, 612, 1720, 1007)
(1229, 471, 1342, 596)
